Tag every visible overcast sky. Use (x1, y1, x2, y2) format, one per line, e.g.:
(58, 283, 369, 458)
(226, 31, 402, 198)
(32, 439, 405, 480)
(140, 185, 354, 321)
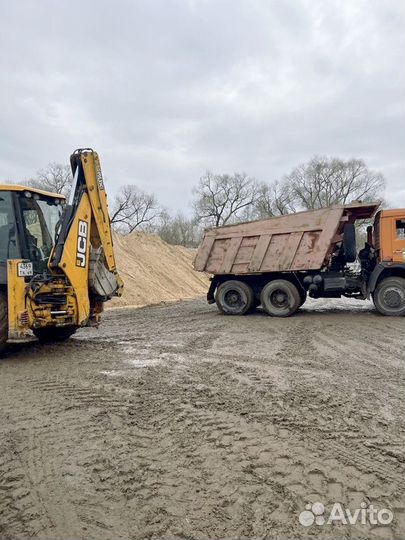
(1, 0, 403, 210)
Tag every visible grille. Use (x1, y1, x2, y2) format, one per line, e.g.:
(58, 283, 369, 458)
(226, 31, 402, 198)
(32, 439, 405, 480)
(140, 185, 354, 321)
(34, 294, 67, 306)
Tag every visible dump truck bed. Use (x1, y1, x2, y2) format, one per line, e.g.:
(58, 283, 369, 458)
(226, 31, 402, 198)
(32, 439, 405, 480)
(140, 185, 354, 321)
(194, 202, 380, 275)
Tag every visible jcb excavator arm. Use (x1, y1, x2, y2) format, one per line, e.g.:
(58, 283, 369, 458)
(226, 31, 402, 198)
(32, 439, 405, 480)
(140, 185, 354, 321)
(50, 149, 122, 325)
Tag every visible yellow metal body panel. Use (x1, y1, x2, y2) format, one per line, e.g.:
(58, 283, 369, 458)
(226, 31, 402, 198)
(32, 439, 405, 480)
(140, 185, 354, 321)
(53, 193, 92, 325)
(7, 260, 31, 340)
(80, 152, 117, 272)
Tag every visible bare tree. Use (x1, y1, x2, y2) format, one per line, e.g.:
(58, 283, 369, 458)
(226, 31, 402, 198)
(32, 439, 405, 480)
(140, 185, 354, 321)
(193, 171, 259, 227)
(157, 211, 202, 247)
(110, 184, 161, 233)
(286, 156, 385, 210)
(253, 180, 296, 218)
(28, 163, 72, 196)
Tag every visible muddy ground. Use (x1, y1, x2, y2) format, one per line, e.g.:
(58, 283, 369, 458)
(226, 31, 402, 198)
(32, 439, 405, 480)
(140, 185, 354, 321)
(0, 298, 404, 540)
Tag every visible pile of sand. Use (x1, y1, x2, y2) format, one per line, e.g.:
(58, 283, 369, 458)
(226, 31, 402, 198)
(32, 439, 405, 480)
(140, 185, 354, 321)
(109, 233, 209, 308)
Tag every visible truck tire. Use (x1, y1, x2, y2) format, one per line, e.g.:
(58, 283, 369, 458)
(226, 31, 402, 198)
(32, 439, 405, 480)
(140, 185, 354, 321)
(0, 293, 8, 353)
(373, 277, 405, 316)
(343, 223, 357, 263)
(33, 326, 77, 343)
(215, 280, 254, 315)
(260, 279, 301, 317)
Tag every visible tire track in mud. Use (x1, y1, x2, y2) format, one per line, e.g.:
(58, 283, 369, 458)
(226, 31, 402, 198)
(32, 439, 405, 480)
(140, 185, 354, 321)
(0, 384, 111, 538)
(0, 299, 404, 539)
(273, 321, 405, 493)
(178, 352, 404, 491)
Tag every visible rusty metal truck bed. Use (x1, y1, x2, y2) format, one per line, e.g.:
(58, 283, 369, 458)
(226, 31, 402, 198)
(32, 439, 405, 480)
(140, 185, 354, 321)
(194, 202, 379, 275)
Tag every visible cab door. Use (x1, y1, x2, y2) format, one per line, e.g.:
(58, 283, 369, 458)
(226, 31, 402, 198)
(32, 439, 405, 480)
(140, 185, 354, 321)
(0, 191, 21, 284)
(393, 217, 405, 263)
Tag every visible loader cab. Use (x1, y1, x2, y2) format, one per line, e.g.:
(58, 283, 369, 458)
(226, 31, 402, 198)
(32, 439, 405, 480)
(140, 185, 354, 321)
(0, 186, 65, 284)
(373, 209, 405, 264)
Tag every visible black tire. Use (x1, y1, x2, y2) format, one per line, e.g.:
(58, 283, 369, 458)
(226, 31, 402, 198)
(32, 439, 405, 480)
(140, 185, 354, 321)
(215, 280, 254, 315)
(343, 223, 357, 263)
(33, 326, 77, 343)
(373, 277, 405, 316)
(0, 293, 8, 353)
(260, 279, 301, 317)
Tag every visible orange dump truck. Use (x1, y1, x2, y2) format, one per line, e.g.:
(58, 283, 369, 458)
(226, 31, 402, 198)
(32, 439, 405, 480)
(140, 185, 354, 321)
(193, 202, 405, 317)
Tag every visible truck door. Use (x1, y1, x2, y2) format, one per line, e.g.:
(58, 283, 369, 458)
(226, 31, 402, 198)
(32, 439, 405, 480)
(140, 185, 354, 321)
(393, 217, 405, 263)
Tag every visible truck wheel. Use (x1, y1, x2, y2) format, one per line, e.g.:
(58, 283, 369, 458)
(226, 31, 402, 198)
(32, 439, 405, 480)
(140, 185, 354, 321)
(33, 326, 77, 343)
(0, 293, 8, 353)
(260, 279, 301, 317)
(216, 280, 254, 315)
(373, 277, 405, 316)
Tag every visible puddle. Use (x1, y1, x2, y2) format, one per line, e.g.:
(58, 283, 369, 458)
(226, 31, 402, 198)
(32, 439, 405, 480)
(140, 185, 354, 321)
(100, 370, 127, 377)
(127, 358, 165, 368)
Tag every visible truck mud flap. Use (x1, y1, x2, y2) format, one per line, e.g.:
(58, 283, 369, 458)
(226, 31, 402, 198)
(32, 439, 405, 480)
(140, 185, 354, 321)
(207, 277, 220, 304)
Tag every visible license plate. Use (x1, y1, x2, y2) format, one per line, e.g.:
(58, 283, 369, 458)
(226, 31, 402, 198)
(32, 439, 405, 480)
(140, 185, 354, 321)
(18, 261, 33, 277)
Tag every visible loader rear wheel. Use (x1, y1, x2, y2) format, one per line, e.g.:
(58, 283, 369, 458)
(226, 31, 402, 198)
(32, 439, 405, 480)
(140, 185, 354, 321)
(33, 326, 77, 343)
(216, 280, 254, 315)
(373, 277, 405, 316)
(0, 293, 8, 353)
(260, 279, 301, 317)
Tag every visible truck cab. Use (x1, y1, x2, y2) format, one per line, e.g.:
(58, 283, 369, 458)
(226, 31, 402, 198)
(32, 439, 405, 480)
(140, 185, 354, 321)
(374, 209, 405, 264)
(366, 208, 405, 316)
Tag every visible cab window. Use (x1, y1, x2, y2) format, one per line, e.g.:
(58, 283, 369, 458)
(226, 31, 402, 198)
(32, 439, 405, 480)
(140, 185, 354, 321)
(0, 192, 19, 262)
(20, 196, 54, 262)
(396, 219, 405, 239)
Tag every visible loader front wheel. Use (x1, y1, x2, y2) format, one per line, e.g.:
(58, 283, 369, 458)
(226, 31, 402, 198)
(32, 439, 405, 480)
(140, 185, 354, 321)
(0, 293, 8, 353)
(216, 280, 254, 315)
(33, 326, 77, 343)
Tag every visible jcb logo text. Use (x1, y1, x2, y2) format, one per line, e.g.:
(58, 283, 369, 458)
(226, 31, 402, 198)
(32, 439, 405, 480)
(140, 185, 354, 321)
(76, 220, 88, 267)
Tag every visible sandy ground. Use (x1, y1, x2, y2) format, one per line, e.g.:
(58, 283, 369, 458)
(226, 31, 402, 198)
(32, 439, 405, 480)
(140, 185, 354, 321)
(110, 233, 208, 308)
(0, 298, 404, 540)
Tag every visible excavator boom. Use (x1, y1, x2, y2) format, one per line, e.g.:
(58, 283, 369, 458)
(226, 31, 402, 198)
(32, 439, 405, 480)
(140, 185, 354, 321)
(51, 149, 117, 272)
(49, 149, 122, 323)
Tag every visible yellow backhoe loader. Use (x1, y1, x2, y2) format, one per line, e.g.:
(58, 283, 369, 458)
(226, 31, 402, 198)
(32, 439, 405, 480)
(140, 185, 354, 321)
(0, 149, 123, 352)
